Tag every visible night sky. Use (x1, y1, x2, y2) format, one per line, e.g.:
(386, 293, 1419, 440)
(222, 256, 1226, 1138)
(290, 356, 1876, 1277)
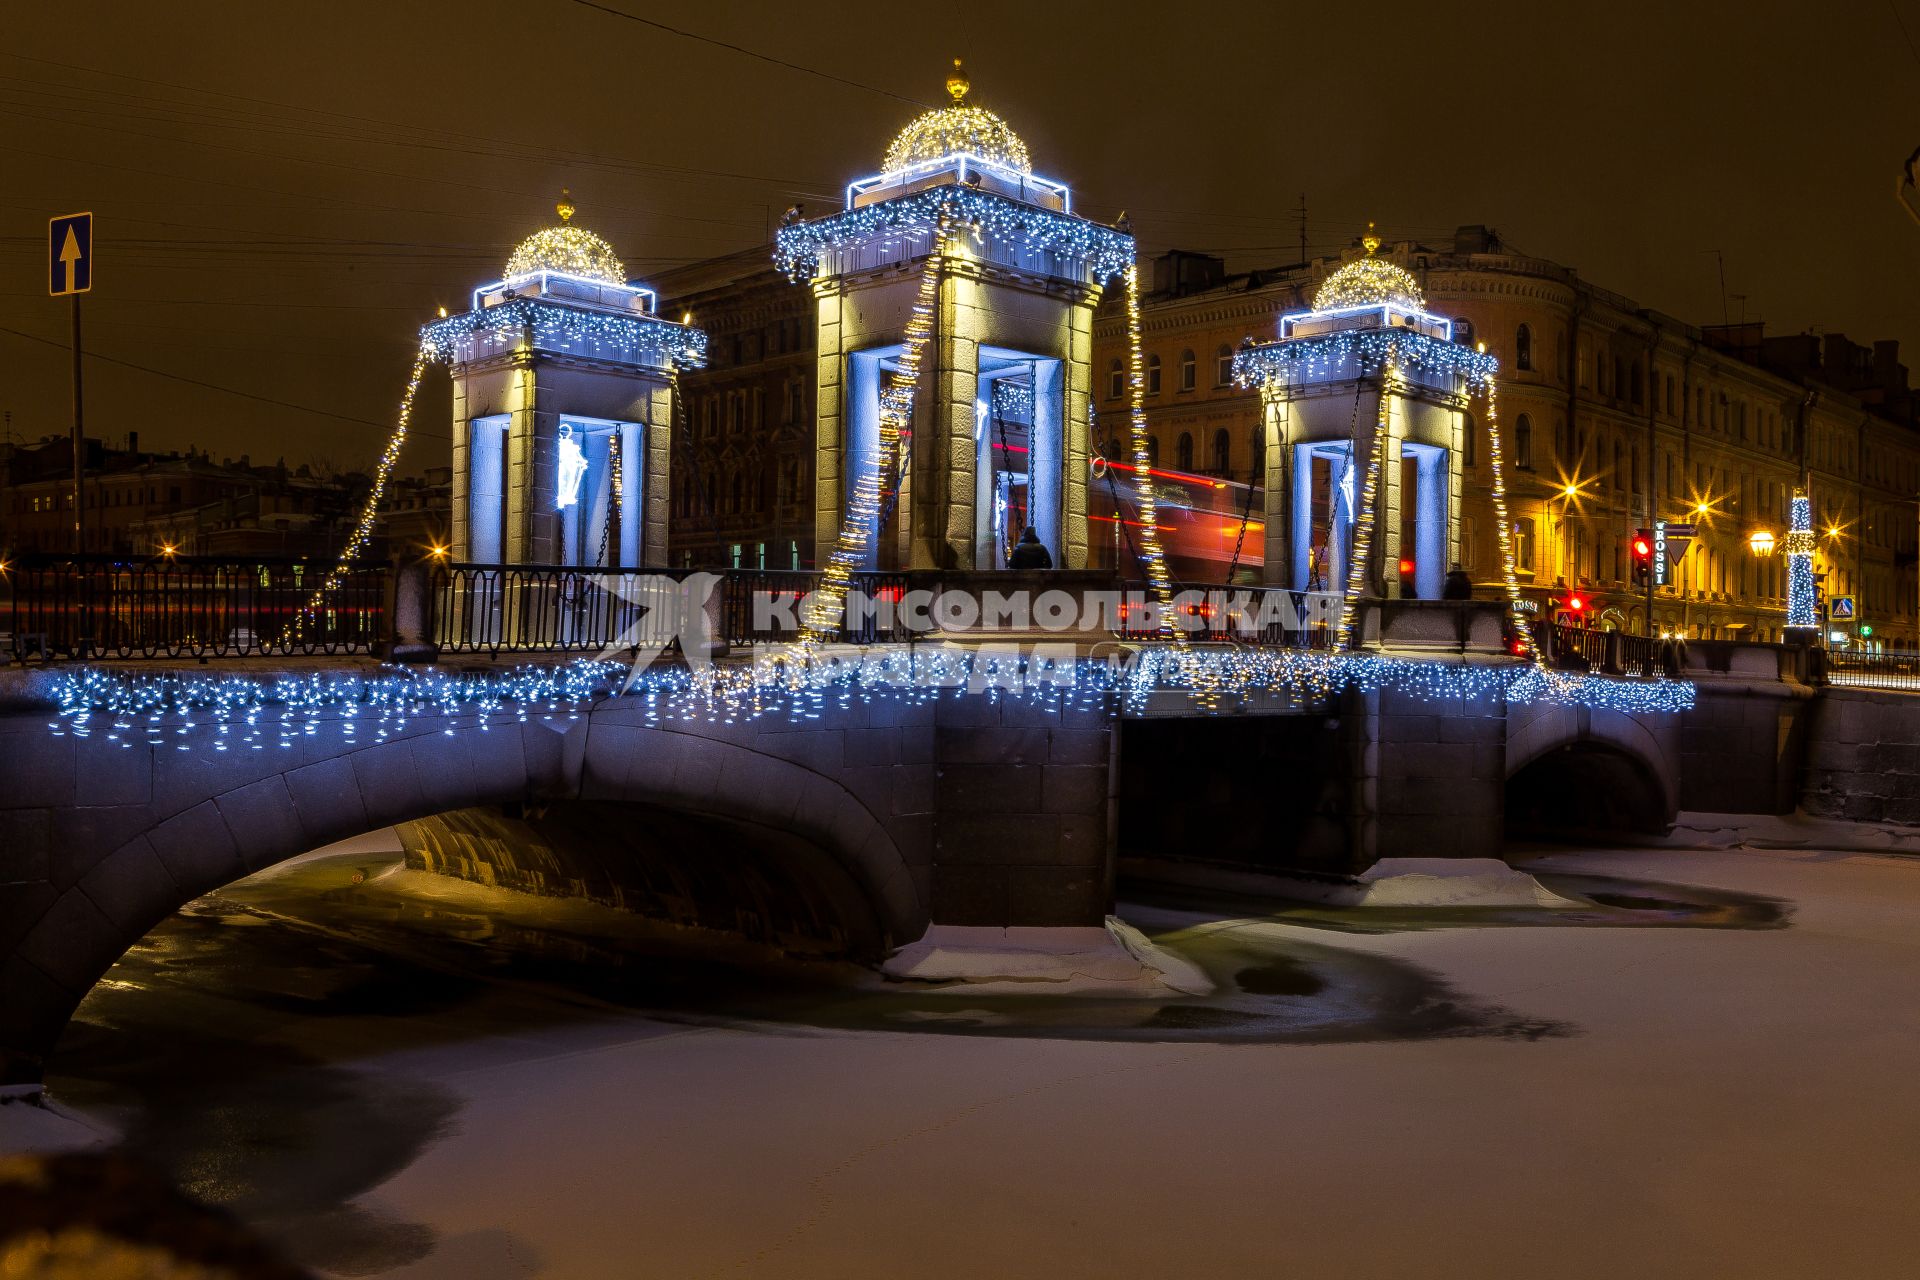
(6, 0, 1919, 473)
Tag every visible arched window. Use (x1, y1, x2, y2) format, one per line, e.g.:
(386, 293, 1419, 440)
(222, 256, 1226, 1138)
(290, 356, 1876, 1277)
(1515, 413, 1533, 470)
(1179, 349, 1196, 391)
(1629, 360, 1643, 405)
(729, 471, 744, 513)
(1211, 428, 1230, 474)
(1146, 354, 1162, 395)
(1177, 431, 1194, 470)
(1515, 323, 1533, 371)
(1217, 345, 1234, 386)
(1108, 359, 1123, 400)
(1249, 426, 1265, 480)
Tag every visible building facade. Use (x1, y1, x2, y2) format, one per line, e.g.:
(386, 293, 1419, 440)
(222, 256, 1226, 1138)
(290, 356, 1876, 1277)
(653, 247, 819, 572)
(1093, 228, 1920, 648)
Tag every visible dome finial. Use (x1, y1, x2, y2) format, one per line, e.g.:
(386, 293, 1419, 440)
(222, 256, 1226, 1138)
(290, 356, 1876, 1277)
(947, 58, 970, 104)
(557, 189, 575, 224)
(1362, 221, 1381, 256)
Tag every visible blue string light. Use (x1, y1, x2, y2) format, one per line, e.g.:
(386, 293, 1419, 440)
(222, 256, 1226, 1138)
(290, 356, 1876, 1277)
(1233, 328, 1498, 393)
(420, 299, 708, 369)
(774, 185, 1134, 283)
(48, 645, 1692, 746)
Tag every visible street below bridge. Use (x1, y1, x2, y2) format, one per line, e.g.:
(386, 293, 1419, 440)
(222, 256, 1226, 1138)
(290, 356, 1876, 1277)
(12, 835, 1920, 1279)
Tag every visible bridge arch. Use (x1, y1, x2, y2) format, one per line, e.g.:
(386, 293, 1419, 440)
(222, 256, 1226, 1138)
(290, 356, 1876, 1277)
(1503, 703, 1678, 835)
(1, 703, 920, 1084)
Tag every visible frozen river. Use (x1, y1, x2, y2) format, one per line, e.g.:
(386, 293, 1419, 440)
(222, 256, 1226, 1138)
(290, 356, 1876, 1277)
(11, 841, 1920, 1278)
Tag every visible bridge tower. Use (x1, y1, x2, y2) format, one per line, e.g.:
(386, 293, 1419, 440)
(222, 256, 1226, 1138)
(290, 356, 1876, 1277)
(776, 61, 1134, 571)
(1235, 228, 1492, 602)
(428, 197, 706, 569)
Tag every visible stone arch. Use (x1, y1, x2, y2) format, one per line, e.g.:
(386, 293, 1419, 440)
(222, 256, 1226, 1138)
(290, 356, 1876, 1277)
(1, 707, 916, 1085)
(1503, 702, 1677, 835)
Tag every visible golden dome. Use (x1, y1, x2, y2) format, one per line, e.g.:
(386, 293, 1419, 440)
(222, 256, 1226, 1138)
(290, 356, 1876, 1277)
(882, 58, 1032, 175)
(504, 193, 626, 285)
(1311, 224, 1424, 312)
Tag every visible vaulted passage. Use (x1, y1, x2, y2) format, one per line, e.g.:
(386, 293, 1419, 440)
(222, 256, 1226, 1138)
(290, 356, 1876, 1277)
(1505, 743, 1668, 838)
(398, 801, 889, 961)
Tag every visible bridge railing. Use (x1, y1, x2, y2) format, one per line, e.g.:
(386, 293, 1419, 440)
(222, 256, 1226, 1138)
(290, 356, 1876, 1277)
(1530, 621, 1671, 677)
(1115, 583, 1338, 647)
(428, 564, 914, 655)
(1822, 647, 1920, 691)
(1, 553, 385, 662)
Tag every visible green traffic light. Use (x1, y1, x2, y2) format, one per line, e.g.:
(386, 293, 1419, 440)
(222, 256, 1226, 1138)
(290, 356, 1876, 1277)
(1861, 625, 1874, 637)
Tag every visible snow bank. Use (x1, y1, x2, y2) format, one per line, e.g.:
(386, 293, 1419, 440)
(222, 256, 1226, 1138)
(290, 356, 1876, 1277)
(878, 917, 1215, 997)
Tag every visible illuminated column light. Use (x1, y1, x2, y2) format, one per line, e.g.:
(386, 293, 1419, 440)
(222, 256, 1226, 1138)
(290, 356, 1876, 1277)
(1786, 488, 1817, 630)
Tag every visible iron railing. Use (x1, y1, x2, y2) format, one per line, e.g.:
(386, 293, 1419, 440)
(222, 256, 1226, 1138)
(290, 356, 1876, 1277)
(1823, 647, 1920, 691)
(429, 564, 914, 655)
(1531, 622, 1670, 678)
(1, 553, 384, 662)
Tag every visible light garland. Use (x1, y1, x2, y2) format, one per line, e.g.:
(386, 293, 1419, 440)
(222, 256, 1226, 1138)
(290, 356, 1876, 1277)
(1786, 488, 1817, 629)
(503, 224, 626, 286)
(281, 346, 430, 645)
(1233, 329, 1498, 393)
(1336, 369, 1394, 648)
(1481, 376, 1540, 661)
(421, 299, 708, 369)
(799, 215, 952, 645)
(774, 186, 1133, 284)
(1312, 254, 1426, 312)
(48, 645, 1694, 749)
(1122, 263, 1180, 641)
(884, 105, 1032, 176)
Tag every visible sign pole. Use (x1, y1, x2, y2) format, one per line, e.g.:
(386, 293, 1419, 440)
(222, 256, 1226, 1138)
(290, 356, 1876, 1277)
(1645, 536, 1654, 639)
(71, 291, 83, 557)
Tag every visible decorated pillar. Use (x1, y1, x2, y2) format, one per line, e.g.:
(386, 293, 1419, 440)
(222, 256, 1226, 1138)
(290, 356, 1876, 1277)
(426, 197, 706, 572)
(776, 61, 1133, 573)
(1234, 227, 1494, 610)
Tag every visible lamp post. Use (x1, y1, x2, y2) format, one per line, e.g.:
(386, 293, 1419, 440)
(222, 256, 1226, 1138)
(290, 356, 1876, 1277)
(1747, 527, 1775, 638)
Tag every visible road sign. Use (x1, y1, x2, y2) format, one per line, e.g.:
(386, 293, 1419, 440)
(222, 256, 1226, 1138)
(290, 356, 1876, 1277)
(1654, 520, 1695, 585)
(1831, 595, 1856, 620)
(49, 212, 93, 296)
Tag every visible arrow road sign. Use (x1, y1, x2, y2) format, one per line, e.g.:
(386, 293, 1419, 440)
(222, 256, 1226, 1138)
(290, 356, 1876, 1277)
(49, 212, 93, 296)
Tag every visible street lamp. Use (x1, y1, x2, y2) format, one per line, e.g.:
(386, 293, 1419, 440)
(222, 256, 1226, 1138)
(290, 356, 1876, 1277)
(1748, 528, 1775, 556)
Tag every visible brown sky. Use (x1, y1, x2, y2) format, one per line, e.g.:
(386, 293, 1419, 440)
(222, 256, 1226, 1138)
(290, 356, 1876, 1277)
(5, 0, 1920, 473)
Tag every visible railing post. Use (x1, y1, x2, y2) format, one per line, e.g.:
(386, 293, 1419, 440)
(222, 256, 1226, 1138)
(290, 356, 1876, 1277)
(382, 558, 439, 664)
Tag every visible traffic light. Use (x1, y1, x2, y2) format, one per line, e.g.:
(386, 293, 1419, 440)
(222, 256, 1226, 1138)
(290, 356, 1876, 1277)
(1566, 592, 1586, 616)
(1630, 529, 1654, 584)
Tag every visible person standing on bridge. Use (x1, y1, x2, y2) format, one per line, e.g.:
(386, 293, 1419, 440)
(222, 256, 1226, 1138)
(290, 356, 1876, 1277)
(1009, 526, 1053, 571)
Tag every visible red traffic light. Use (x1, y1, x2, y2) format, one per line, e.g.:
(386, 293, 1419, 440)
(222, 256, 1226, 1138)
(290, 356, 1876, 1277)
(1398, 558, 1415, 575)
(1567, 593, 1586, 612)
(1632, 536, 1652, 559)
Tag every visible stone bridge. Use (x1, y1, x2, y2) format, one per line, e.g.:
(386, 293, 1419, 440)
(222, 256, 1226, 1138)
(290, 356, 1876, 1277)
(0, 612, 1868, 1085)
